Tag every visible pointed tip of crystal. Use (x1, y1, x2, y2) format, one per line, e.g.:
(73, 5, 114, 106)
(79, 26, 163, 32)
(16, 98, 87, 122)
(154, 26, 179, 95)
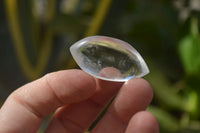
(70, 35, 150, 82)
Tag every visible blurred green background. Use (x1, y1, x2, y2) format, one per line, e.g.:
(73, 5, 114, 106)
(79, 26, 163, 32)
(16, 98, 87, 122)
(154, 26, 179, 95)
(0, 0, 200, 132)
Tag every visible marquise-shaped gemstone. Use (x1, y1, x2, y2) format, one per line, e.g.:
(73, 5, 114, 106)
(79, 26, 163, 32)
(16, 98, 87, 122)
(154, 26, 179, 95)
(70, 36, 149, 82)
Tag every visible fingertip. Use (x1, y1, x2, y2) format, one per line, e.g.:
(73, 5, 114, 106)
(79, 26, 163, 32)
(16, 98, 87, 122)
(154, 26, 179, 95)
(125, 78, 153, 102)
(96, 67, 124, 89)
(126, 111, 159, 133)
(126, 78, 152, 91)
(111, 78, 154, 122)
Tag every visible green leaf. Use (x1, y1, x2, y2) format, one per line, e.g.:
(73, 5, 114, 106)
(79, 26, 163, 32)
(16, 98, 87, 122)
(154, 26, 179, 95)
(185, 91, 199, 117)
(178, 18, 200, 75)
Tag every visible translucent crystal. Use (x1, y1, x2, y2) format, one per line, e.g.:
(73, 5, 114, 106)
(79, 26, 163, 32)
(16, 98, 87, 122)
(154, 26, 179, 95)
(70, 36, 149, 82)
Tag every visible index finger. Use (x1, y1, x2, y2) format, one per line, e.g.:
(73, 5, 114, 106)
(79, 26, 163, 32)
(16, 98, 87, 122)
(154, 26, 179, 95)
(0, 70, 96, 133)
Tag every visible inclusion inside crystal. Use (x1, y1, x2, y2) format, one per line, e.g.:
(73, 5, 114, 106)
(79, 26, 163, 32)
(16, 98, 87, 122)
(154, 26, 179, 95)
(70, 36, 149, 82)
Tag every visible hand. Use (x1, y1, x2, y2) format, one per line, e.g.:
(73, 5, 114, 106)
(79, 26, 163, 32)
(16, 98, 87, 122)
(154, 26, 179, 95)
(0, 69, 159, 133)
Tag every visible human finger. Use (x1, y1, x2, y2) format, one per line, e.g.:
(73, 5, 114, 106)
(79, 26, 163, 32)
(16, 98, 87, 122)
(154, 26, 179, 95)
(125, 111, 159, 133)
(45, 69, 123, 133)
(91, 78, 153, 133)
(0, 70, 96, 133)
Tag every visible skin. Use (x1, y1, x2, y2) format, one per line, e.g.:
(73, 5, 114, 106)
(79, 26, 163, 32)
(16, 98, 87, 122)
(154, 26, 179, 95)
(0, 69, 159, 133)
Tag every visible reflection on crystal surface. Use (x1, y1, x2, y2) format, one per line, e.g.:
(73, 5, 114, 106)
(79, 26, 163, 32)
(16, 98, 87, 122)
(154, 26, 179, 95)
(70, 36, 149, 82)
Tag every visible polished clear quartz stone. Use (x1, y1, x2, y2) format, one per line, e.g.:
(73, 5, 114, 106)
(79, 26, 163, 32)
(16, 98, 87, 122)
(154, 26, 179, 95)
(70, 36, 149, 82)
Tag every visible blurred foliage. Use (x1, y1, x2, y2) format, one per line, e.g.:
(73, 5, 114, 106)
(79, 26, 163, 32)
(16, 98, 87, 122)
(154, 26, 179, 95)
(0, 0, 200, 132)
